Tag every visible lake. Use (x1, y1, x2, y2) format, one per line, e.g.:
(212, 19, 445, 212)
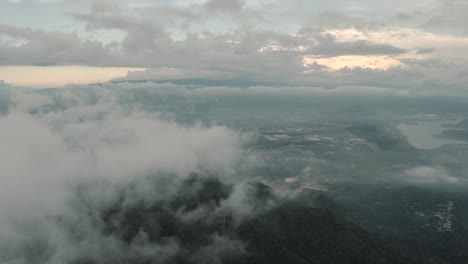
(398, 120, 466, 150)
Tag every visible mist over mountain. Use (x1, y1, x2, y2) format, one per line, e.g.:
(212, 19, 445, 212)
(0, 83, 467, 264)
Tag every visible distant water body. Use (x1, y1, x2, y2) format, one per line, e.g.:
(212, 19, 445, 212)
(398, 120, 466, 150)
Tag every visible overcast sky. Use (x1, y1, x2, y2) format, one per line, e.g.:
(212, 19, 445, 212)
(0, 0, 467, 95)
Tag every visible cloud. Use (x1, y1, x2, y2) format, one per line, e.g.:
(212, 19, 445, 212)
(404, 166, 461, 185)
(0, 80, 416, 263)
(194, 84, 408, 96)
(111, 54, 467, 96)
(308, 33, 408, 57)
(0, 0, 467, 95)
(5, 0, 62, 3)
(0, 87, 266, 263)
(1, 2, 408, 72)
(0, 24, 116, 66)
(301, 11, 384, 32)
(9, 89, 53, 111)
(422, 0, 468, 35)
(204, 0, 246, 12)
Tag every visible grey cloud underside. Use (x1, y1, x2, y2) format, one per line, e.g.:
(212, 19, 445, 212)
(2, 16, 466, 95)
(116, 58, 468, 96)
(0, 14, 407, 65)
(422, 0, 468, 35)
(309, 33, 408, 57)
(0, 0, 409, 68)
(0, 0, 467, 94)
(301, 11, 386, 31)
(0, 21, 408, 81)
(0, 24, 115, 66)
(205, 0, 246, 12)
(0, 19, 439, 90)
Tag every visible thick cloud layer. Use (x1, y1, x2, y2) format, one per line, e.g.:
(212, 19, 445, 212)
(1, 0, 468, 95)
(0, 87, 265, 264)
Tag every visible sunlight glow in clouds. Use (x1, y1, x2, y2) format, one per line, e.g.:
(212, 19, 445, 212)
(0, 66, 145, 88)
(304, 55, 403, 70)
(0, 0, 467, 94)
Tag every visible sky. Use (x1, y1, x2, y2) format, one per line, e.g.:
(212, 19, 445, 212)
(0, 0, 467, 95)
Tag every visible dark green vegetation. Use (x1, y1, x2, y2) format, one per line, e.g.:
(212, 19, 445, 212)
(64, 176, 442, 264)
(236, 203, 428, 264)
(300, 186, 468, 264)
(346, 125, 415, 151)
